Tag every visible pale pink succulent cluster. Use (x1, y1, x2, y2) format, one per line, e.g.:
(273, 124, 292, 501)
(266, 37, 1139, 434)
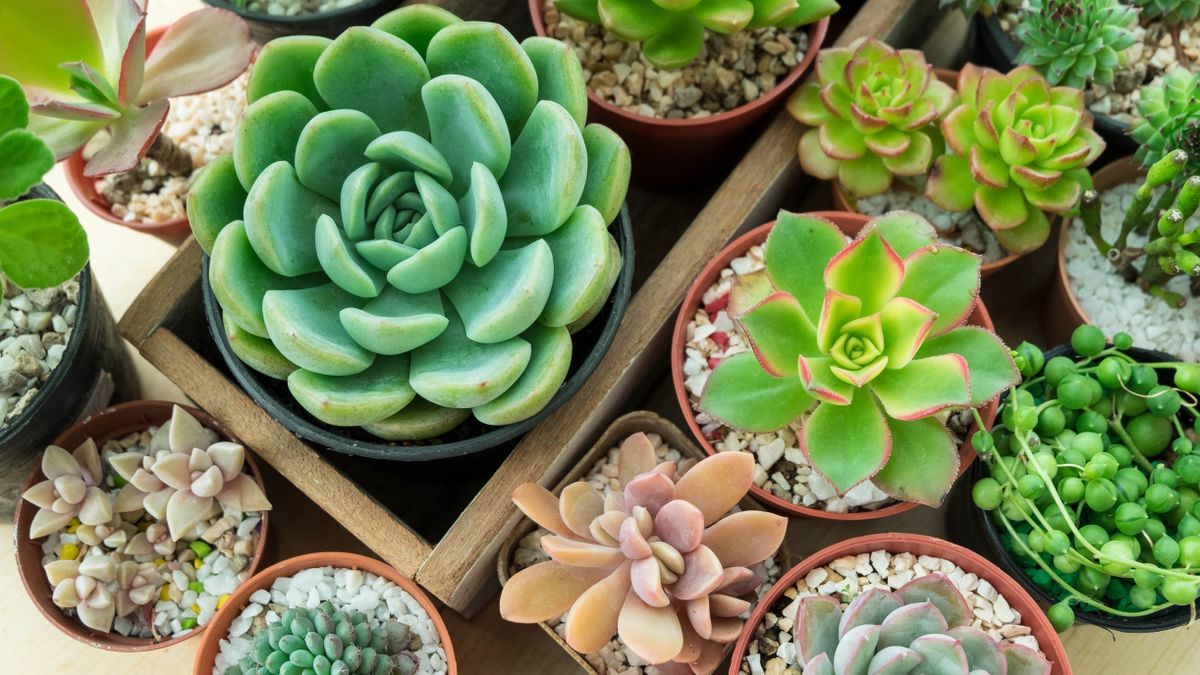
(23, 440, 112, 539)
(500, 433, 788, 674)
(109, 406, 271, 541)
(44, 555, 163, 633)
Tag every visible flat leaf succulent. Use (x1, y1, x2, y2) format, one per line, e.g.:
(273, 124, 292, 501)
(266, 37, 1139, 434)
(1131, 0, 1200, 24)
(23, 438, 110, 539)
(191, 5, 631, 441)
(0, 1, 255, 176)
(699, 211, 1019, 507)
(1014, 0, 1138, 90)
(554, 0, 840, 69)
(500, 432, 787, 674)
(926, 65, 1106, 254)
(1131, 68, 1200, 177)
(788, 38, 956, 197)
(794, 574, 1052, 675)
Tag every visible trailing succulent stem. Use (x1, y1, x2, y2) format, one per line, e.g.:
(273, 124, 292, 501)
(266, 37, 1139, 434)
(1014, 0, 1138, 90)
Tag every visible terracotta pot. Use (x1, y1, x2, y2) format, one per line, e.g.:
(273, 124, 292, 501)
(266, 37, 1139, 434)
(14, 401, 270, 651)
(1044, 155, 1142, 346)
(193, 552, 457, 675)
(670, 211, 999, 520)
(728, 533, 1072, 675)
(528, 0, 829, 189)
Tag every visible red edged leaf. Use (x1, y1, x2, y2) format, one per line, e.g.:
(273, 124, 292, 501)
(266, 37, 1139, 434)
(83, 98, 167, 176)
(915, 326, 1018, 407)
(763, 211, 847, 322)
(137, 7, 255, 103)
(736, 291, 816, 377)
(824, 228, 903, 314)
(699, 352, 814, 433)
(870, 354, 970, 420)
(798, 354, 855, 404)
(873, 417, 960, 507)
(801, 394, 891, 495)
(878, 297, 937, 370)
(817, 289, 862, 353)
(896, 243, 980, 335)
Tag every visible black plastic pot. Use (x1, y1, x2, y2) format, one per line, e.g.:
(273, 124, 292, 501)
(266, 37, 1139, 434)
(202, 0, 397, 43)
(948, 344, 1195, 632)
(0, 184, 139, 516)
(201, 205, 635, 461)
(974, 12, 1137, 156)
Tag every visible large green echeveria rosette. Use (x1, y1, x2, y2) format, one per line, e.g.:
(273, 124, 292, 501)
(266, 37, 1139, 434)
(698, 211, 1018, 507)
(189, 5, 631, 442)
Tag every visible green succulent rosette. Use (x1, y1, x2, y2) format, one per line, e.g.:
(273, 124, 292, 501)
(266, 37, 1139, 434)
(926, 65, 1105, 255)
(1132, 0, 1200, 24)
(699, 210, 1018, 507)
(189, 6, 631, 441)
(789, 38, 956, 197)
(1014, 0, 1138, 90)
(1132, 68, 1200, 177)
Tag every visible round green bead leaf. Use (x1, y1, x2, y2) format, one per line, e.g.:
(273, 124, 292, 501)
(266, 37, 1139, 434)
(288, 355, 417, 427)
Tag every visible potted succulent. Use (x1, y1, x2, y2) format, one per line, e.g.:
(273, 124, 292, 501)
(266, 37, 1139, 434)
(1049, 141, 1200, 356)
(498, 414, 788, 675)
(194, 551, 456, 674)
(731, 533, 1072, 675)
(966, 327, 1200, 632)
(189, 4, 633, 460)
(203, 0, 399, 43)
(797, 48, 1106, 269)
(0, 1, 256, 235)
(672, 210, 1019, 519)
(14, 402, 271, 650)
(0, 76, 137, 516)
(529, 0, 837, 186)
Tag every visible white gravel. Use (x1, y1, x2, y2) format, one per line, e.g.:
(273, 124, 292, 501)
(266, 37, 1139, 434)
(238, 0, 365, 15)
(0, 277, 78, 429)
(856, 180, 1006, 264)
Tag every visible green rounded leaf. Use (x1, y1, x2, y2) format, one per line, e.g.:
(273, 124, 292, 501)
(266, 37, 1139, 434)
(0, 199, 87, 289)
(339, 286, 447, 355)
(873, 416, 959, 507)
(426, 21, 538, 137)
(288, 355, 416, 427)
(643, 15, 705, 69)
(362, 397, 471, 441)
(579, 124, 631, 225)
(188, 155, 248, 255)
(243, 161, 338, 277)
(314, 214, 386, 298)
(538, 205, 613, 328)
(386, 226, 468, 293)
(371, 5, 462, 59)
(460, 162, 507, 267)
(246, 36, 331, 110)
(764, 212, 847, 322)
(444, 240, 554, 343)
(801, 394, 891, 496)
(210, 219, 321, 338)
(699, 351, 813, 432)
(295, 109, 381, 201)
(915, 326, 1019, 406)
(0, 129, 54, 201)
(522, 36, 588, 128)
(473, 323, 572, 426)
(409, 307, 531, 408)
(223, 312, 298, 380)
(500, 100, 587, 237)
(422, 74, 511, 196)
(262, 283, 374, 377)
(313, 26, 431, 136)
(233, 91, 318, 191)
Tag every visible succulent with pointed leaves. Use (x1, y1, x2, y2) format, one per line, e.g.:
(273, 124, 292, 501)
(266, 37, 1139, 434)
(554, 0, 840, 69)
(500, 432, 787, 674)
(788, 39, 956, 197)
(937, 0, 1018, 16)
(794, 574, 1052, 675)
(227, 605, 418, 675)
(22, 439, 112, 539)
(699, 211, 1019, 507)
(109, 405, 271, 542)
(191, 5, 631, 441)
(1131, 0, 1200, 24)
(0, 1, 254, 177)
(114, 560, 161, 619)
(45, 554, 119, 633)
(926, 65, 1105, 254)
(1014, 0, 1138, 90)
(1132, 68, 1200, 178)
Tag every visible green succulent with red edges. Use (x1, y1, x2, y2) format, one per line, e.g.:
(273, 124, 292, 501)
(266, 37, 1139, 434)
(699, 210, 1018, 507)
(925, 64, 1106, 255)
(788, 38, 956, 198)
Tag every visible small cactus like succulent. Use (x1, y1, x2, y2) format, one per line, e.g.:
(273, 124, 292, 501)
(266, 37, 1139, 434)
(1013, 0, 1138, 90)
(228, 605, 418, 675)
(500, 432, 788, 674)
(794, 573, 1052, 675)
(22, 439, 112, 539)
(1131, 0, 1200, 24)
(788, 38, 956, 197)
(109, 405, 271, 542)
(926, 65, 1106, 254)
(192, 5, 631, 441)
(1132, 68, 1200, 178)
(554, 0, 840, 69)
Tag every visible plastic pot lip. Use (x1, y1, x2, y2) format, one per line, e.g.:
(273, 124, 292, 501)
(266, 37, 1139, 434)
(527, 0, 830, 130)
(201, 204, 635, 461)
(0, 184, 94, 446)
(191, 551, 457, 675)
(971, 342, 1196, 633)
(12, 400, 271, 652)
(201, 0, 394, 25)
(669, 211, 999, 520)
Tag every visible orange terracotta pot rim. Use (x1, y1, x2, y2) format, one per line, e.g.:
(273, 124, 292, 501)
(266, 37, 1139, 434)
(192, 552, 457, 675)
(527, 0, 830, 128)
(669, 211, 999, 520)
(13, 400, 271, 652)
(727, 533, 1073, 675)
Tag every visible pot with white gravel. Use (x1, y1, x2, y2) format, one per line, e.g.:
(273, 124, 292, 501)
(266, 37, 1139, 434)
(201, 0, 397, 43)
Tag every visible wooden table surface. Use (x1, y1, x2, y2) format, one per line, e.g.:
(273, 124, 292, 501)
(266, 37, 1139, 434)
(2, 2, 1196, 673)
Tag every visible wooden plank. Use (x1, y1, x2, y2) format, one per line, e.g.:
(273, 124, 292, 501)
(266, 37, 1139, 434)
(117, 237, 202, 346)
(416, 0, 943, 610)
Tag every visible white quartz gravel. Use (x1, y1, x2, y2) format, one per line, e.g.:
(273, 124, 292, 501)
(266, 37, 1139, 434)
(1064, 181, 1200, 361)
(213, 565, 448, 675)
(856, 181, 1006, 264)
(0, 277, 78, 428)
(238, 0, 364, 15)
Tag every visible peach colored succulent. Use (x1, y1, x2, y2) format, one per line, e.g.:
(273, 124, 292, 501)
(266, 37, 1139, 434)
(109, 406, 271, 541)
(45, 554, 118, 633)
(114, 560, 161, 619)
(22, 439, 112, 539)
(124, 522, 175, 558)
(500, 433, 788, 674)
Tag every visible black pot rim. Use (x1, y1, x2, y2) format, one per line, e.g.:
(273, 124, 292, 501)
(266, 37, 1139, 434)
(202, 0, 393, 25)
(971, 343, 1196, 632)
(202, 204, 635, 461)
(0, 185, 92, 446)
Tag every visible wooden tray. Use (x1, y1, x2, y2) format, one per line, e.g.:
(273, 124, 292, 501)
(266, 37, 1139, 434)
(118, 0, 945, 613)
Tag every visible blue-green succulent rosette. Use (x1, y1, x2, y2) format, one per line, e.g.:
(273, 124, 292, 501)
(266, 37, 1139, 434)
(188, 5, 632, 442)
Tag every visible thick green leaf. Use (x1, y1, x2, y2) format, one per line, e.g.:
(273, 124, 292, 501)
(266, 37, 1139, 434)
(538, 205, 613, 327)
(868, 212, 937, 259)
(288, 355, 416, 427)
(895, 244, 980, 335)
(188, 155, 247, 255)
(974, 183, 1028, 230)
(993, 206, 1051, 255)
(825, 229, 903, 315)
(949, 627, 1005, 674)
(797, 354, 855, 404)
(910, 635, 969, 673)
(233, 91, 318, 191)
(522, 37, 588, 128)
(444, 240, 554, 343)
(295, 109, 380, 201)
(0, 199, 87, 289)
(566, 232, 621, 334)
(262, 283, 374, 376)
(802, 394, 891, 495)
(460, 162, 507, 266)
(0, 75, 30, 136)
(422, 74, 511, 196)
(579, 124, 630, 225)
(763, 212, 846, 322)
(874, 416, 960, 507)
(878, 297, 937, 371)
(816, 290, 862, 354)
(223, 312, 297, 380)
(915, 326, 1018, 406)
(838, 154, 893, 197)
(556, 0, 603, 24)
(694, 0, 756, 34)
(371, 5, 462, 59)
(210, 220, 321, 338)
(0, 129, 53, 201)
(386, 226, 468, 293)
(598, 0, 673, 41)
(499, 100, 587, 236)
(426, 21, 538, 137)
(870, 354, 970, 420)
(362, 397, 471, 441)
(314, 214, 386, 298)
(313, 26, 431, 136)
(925, 153, 977, 213)
(246, 35, 331, 110)
(339, 286, 447, 355)
(643, 15, 705, 69)
(699, 351, 813, 432)
(737, 292, 816, 377)
(243, 161, 338, 276)
(339, 162, 381, 241)
(365, 131, 453, 186)
(409, 307, 531, 408)
(473, 323, 572, 426)
(415, 171, 461, 234)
